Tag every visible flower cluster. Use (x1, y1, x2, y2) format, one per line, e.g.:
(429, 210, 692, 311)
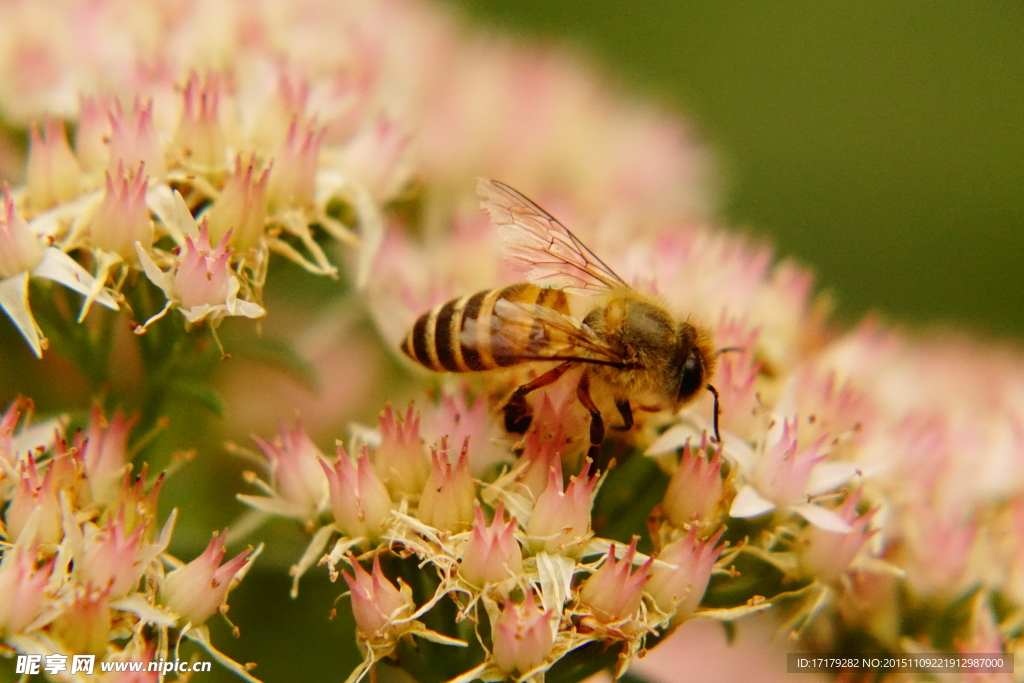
(0, 0, 1022, 681)
(0, 398, 260, 681)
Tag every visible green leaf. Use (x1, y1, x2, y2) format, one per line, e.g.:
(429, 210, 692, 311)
(169, 379, 226, 417)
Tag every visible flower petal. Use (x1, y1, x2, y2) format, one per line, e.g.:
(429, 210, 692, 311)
(0, 272, 43, 357)
(645, 424, 694, 456)
(134, 241, 174, 298)
(806, 462, 862, 497)
(147, 184, 198, 246)
(791, 503, 853, 533)
(32, 247, 118, 309)
(729, 484, 776, 519)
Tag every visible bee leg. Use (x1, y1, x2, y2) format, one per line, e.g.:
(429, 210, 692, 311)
(613, 399, 633, 431)
(706, 384, 722, 444)
(576, 373, 605, 463)
(503, 361, 577, 434)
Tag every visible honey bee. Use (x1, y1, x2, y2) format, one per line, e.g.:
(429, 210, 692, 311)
(401, 179, 721, 460)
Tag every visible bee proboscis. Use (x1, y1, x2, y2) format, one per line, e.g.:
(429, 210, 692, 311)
(401, 179, 721, 460)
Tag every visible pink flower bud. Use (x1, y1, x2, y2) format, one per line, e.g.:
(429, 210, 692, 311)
(252, 76, 310, 153)
(76, 95, 113, 173)
(375, 403, 430, 498)
(77, 512, 147, 599)
(52, 585, 112, 656)
(342, 556, 413, 640)
(173, 72, 226, 171)
(89, 161, 152, 259)
(80, 405, 138, 507)
(459, 503, 522, 589)
(173, 220, 233, 310)
(645, 527, 725, 620)
(526, 458, 597, 557)
(796, 490, 877, 583)
(266, 117, 324, 211)
(492, 589, 554, 675)
(25, 117, 82, 212)
(252, 420, 329, 519)
(0, 396, 32, 466)
(424, 389, 497, 478)
(710, 317, 761, 438)
(161, 531, 253, 626)
(0, 544, 53, 636)
(7, 454, 62, 544)
(662, 440, 724, 527)
(321, 444, 393, 540)
(579, 538, 652, 623)
(204, 154, 270, 252)
(515, 416, 565, 501)
(418, 438, 476, 531)
(107, 99, 166, 179)
(0, 186, 43, 278)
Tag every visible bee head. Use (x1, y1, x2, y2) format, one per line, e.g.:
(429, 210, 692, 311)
(674, 322, 709, 404)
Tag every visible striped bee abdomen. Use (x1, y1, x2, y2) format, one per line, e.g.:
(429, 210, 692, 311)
(401, 283, 569, 372)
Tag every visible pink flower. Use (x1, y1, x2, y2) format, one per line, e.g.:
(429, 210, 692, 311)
(79, 405, 138, 507)
(459, 503, 523, 590)
(645, 527, 725, 620)
(579, 538, 652, 624)
(0, 543, 53, 636)
(25, 116, 81, 213)
(418, 438, 476, 531)
(662, 440, 724, 528)
(172, 72, 226, 172)
(526, 458, 598, 557)
(796, 489, 877, 584)
(422, 388, 501, 478)
(52, 585, 112, 656)
(77, 512, 148, 599)
(161, 531, 254, 626)
(6, 453, 62, 544)
(89, 161, 152, 259)
(0, 186, 44, 278)
(321, 444, 393, 541)
(375, 403, 430, 499)
(515, 414, 566, 501)
(248, 419, 329, 521)
(107, 99, 166, 179)
(204, 154, 270, 252)
(491, 589, 554, 676)
(76, 94, 113, 173)
(342, 556, 413, 641)
(266, 117, 325, 211)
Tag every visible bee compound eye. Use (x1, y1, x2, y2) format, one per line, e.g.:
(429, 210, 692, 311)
(677, 352, 704, 401)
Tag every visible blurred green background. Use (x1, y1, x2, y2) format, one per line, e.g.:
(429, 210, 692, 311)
(447, 0, 1024, 341)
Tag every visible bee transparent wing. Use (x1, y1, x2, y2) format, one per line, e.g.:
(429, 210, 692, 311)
(486, 298, 631, 366)
(478, 179, 629, 295)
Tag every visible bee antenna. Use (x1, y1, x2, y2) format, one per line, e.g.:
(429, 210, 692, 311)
(716, 346, 744, 356)
(706, 384, 722, 444)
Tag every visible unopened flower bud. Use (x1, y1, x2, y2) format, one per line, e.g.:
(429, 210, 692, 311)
(459, 503, 522, 590)
(89, 161, 152, 259)
(76, 95, 112, 173)
(343, 556, 413, 641)
(579, 538, 652, 624)
(174, 220, 233, 310)
(80, 405, 138, 507)
(526, 459, 598, 557)
(77, 512, 147, 599)
(646, 527, 725, 620)
(418, 438, 475, 531)
(161, 531, 253, 626)
(25, 117, 82, 212)
(204, 155, 270, 252)
(321, 444, 393, 541)
(0, 187, 43, 278)
(108, 99, 166, 179)
(0, 544, 53, 636)
(52, 586, 112, 656)
(492, 589, 554, 676)
(7, 454, 62, 544)
(663, 441, 724, 527)
(266, 117, 324, 211)
(173, 72, 226, 171)
(375, 403, 429, 499)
